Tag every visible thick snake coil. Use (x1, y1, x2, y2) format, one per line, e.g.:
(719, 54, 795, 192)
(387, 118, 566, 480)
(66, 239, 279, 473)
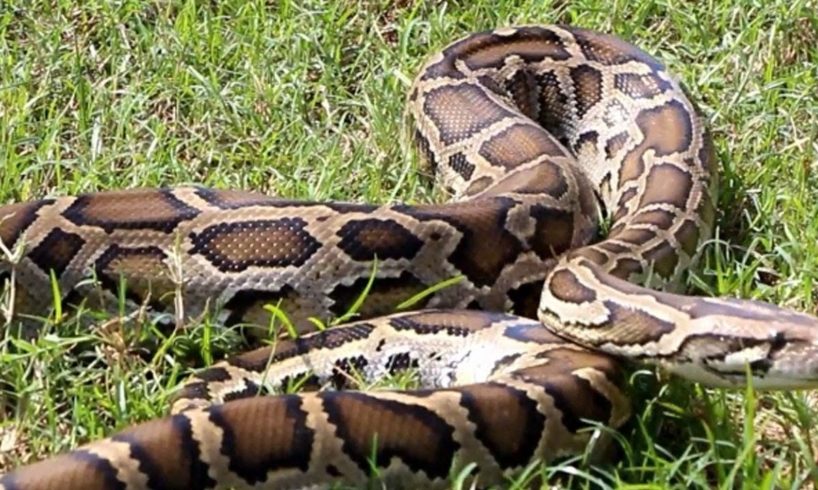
(2, 25, 818, 490)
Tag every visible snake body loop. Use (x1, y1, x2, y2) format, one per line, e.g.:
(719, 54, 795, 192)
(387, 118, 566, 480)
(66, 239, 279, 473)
(2, 25, 818, 490)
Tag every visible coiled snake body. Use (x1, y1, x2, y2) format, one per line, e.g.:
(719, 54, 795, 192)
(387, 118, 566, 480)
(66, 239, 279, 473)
(2, 25, 818, 490)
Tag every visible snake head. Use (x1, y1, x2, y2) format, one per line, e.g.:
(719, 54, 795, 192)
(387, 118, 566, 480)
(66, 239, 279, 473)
(663, 297, 818, 390)
(538, 261, 818, 390)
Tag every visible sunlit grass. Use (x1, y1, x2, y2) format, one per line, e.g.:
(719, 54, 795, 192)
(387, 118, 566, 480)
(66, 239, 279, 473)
(1, 0, 817, 487)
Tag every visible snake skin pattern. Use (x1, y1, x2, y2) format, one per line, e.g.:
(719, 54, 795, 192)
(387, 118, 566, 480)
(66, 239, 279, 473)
(2, 25, 818, 490)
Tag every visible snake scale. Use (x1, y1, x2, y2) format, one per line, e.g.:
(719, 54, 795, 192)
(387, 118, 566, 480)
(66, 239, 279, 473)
(2, 24, 818, 490)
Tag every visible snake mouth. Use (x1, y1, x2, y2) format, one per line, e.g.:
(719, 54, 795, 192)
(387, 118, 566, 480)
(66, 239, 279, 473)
(668, 362, 818, 390)
(664, 312, 818, 390)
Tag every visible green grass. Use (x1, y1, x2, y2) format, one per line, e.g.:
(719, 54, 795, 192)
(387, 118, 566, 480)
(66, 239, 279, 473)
(1, 0, 817, 488)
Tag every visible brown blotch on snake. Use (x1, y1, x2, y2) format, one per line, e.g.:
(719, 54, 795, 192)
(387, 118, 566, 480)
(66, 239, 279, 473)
(0, 200, 55, 250)
(189, 218, 321, 272)
(62, 189, 200, 233)
(336, 218, 424, 261)
(27, 228, 86, 277)
(455, 383, 545, 468)
(478, 123, 569, 169)
(4, 24, 818, 490)
(320, 391, 458, 477)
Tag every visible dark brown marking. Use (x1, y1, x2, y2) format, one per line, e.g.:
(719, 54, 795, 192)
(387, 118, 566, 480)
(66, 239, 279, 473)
(399, 198, 523, 287)
(643, 242, 680, 278)
(322, 201, 380, 214)
(190, 218, 320, 272)
(574, 130, 599, 156)
(570, 65, 603, 117)
(447, 152, 475, 180)
(512, 364, 615, 432)
(224, 344, 287, 374)
(619, 157, 645, 186)
(503, 321, 565, 344)
(506, 280, 546, 319)
(505, 69, 539, 119)
(639, 164, 694, 209)
(0, 199, 53, 249)
(598, 300, 675, 344)
(423, 83, 517, 145)
(614, 72, 671, 99)
(331, 355, 370, 389)
(336, 219, 424, 262)
(0, 450, 127, 490)
(414, 129, 438, 170)
(597, 241, 630, 255)
(456, 383, 545, 468)
(476, 75, 507, 98)
(457, 27, 571, 70)
(613, 188, 638, 221)
(486, 160, 570, 198)
(385, 352, 419, 375)
(223, 380, 264, 402)
(421, 28, 569, 80)
(389, 310, 502, 336)
(210, 396, 314, 483)
(228, 322, 376, 373)
(27, 228, 85, 277)
(492, 352, 523, 372)
(529, 206, 576, 259)
(194, 366, 232, 383)
(658, 333, 770, 367)
(630, 209, 676, 230)
(549, 269, 597, 303)
(675, 218, 701, 257)
(580, 260, 650, 297)
(608, 221, 627, 236)
(571, 27, 664, 69)
(418, 57, 469, 82)
(479, 123, 567, 170)
(605, 131, 631, 159)
(93, 245, 172, 304)
(536, 70, 571, 138)
(609, 257, 644, 279)
(112, 414, 214, 489)
(546, 375, 613, 432)
(0, 449, 126, 490)
(611, 227, 655, 246)
(611, 206, 628, 224)
(320, 391, 458, 477)
(699, 130, 717, 172)
(62, 189, 199, 233)
(173, 381, 209, 404)
(574, 246, 610, 268)
(620, 100, 694, 184)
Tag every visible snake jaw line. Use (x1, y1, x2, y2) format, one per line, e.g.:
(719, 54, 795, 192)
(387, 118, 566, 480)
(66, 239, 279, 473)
(663, 308, 818, 389)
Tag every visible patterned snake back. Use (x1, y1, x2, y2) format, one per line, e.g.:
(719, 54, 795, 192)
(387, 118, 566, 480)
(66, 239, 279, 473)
(2, 25, 818, 490)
